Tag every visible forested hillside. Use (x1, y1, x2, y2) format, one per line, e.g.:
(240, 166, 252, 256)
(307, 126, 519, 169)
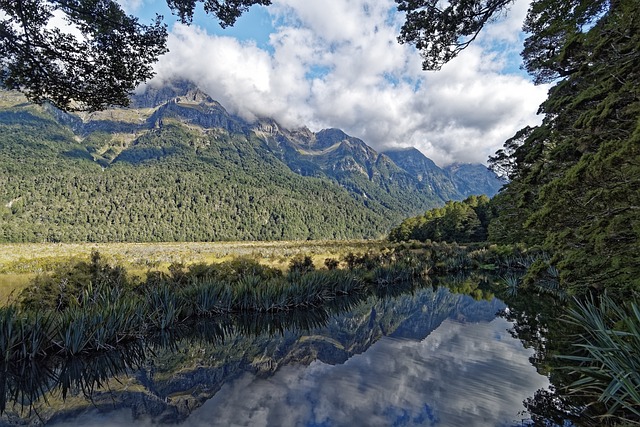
(389, 195, 493, 244)
(0, 86, 502, 243)
(487, 0, 639, 295)
(392, 0, 639, 296)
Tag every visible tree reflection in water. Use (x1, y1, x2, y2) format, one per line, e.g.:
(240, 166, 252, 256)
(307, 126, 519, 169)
(0, 294, 365, 421)
(1, 341, 147, 421)
(0, 276, 554, 426)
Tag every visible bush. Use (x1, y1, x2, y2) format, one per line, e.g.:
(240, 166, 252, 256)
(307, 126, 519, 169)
(289, 255, 315, 274)
(324, 258, 339, 270)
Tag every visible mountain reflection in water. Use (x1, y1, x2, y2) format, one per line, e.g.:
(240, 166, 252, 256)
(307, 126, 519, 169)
(3, 285, 548, 426)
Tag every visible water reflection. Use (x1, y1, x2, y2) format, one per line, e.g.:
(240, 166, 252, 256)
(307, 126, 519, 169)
(2, 284, 549, 426)
(187, 318, 547, 427)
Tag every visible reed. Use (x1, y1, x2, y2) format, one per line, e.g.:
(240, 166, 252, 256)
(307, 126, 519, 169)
(184, 279, 230, 316)
(55, 307, 96, 356)
(371, 264, 414, 286)
(0, 249, 434, 362)
(0, 306, 54, 363)
(501, 273, 521, 297)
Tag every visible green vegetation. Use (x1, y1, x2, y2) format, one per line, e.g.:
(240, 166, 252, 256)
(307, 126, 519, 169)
(486, 0, 639, 297)
(0, 240, 383, 274)
(388, 195, 492, 244)
(394, 0, 640, 293)
(1, 0, 638, 424)
(562, 295, 640, 423)
(1, 242, 538, 364)
(0, 267, 504, 422)
(0, 117, 388, 241)
(0, 100, 488, 243)
(391, 1, 640, 424)
(0, 0, 269, 111)
(0, 250, 429, 364)
(0, 82, 503, 244)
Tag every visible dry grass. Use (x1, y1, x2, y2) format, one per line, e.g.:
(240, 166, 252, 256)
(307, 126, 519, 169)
(0, 240, 385, 298)
(0, 273, 33, 304)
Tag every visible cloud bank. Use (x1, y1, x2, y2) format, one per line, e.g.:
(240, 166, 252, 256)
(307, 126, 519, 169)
(148, 0, 548, 166)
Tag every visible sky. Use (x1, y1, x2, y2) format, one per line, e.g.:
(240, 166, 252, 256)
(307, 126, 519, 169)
(116, 0, 549, 166)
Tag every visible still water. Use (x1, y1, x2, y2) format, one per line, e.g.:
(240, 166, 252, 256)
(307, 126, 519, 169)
(4, 286, 548, 426)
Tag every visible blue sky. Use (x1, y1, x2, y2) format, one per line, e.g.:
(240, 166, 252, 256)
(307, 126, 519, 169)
(117, 0, 548, 166)
(130, 1, 277, 49)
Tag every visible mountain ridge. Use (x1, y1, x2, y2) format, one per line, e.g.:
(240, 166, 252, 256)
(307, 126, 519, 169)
(0, 83, 504, 242)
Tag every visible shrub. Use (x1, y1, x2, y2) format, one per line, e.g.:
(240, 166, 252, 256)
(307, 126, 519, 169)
(324, 258, 339, 270)
(289, 255, 315, 274)
(560, 294, 640, 424)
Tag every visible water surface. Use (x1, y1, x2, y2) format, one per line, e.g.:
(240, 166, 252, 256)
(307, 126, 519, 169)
(36, 286, 548, 427)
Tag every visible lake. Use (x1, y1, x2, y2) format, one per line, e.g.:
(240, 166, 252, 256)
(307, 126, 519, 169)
(0, 284, 549, 426)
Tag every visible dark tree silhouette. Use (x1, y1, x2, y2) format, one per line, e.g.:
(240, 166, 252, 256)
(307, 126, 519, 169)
(0, 0, 270, 111)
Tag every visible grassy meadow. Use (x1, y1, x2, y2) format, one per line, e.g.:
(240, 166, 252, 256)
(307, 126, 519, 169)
(0, 240, 385, 301)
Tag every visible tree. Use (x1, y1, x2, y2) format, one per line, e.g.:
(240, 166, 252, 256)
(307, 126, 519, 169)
(388, 196, 492, 243)
(396, 0, 514, 70)
(397, 0, 613, 78)
(401, 2, 640, 423)
(0, 0, 270, 111)
(400, 0, 639, 295)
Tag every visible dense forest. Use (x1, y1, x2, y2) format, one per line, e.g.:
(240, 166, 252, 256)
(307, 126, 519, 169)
(0, 118, 384, 241)
(393, 0, 639, 297)
(490, 0, 639, 296)
(0, 88, 503, 243)
(389, 195, 493, 244)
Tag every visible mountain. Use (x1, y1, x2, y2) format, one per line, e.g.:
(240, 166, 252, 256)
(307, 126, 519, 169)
(0, 82, 504, 243)
(382, 147, 460, 200)
(443, 162, 506, 198)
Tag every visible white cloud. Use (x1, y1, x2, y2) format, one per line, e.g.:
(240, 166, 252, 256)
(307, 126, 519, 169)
(175, 317, 549, 426)
(149, 0, 547, 165)
(115, 0, 146, 14)
(54, 289, 548, 427)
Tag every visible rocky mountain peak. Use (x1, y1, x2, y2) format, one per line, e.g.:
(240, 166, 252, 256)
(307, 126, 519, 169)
(253, 118, 280, 135)
(131, 80, 198, 108)
(175, 87, 217, 105)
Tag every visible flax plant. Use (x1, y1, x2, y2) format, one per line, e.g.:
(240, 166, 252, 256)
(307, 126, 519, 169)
(560, 294, 640, 424)
(145, 284, 184, 330)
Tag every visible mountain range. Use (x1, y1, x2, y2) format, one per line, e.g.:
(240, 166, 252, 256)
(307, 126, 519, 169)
(0, 81, 504, 242)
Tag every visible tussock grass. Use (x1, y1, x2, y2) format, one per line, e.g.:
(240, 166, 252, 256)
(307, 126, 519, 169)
(0, 240, 384, 304)
(0, 240, 384, 274)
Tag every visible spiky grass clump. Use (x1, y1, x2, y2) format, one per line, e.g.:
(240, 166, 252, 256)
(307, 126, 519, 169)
(2, 251, 426, 362)
(144, 284, 185, 331)
(182, 279, 232, 316)
(500, 273, 521, 297)
(560, 294, 640, 424)
(1, 306, 54, 363)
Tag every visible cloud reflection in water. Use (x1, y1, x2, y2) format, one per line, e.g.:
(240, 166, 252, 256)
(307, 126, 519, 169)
(178, 317, 548, 427)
